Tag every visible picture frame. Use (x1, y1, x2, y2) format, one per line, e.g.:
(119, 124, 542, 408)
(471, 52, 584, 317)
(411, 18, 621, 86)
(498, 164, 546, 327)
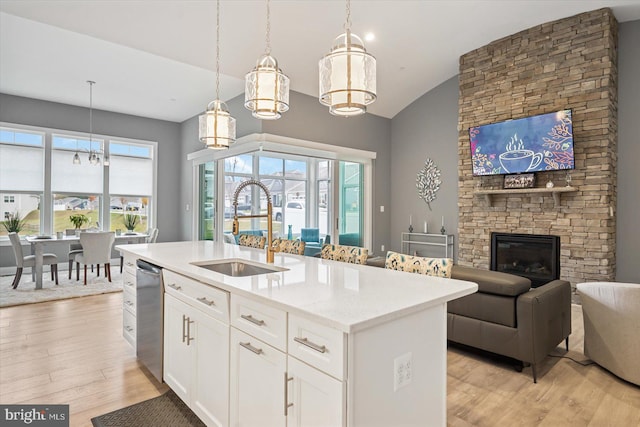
(503, 173, 535, 189)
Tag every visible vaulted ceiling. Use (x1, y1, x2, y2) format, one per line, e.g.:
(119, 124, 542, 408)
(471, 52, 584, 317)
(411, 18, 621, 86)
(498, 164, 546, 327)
(1, 0, 639, 122)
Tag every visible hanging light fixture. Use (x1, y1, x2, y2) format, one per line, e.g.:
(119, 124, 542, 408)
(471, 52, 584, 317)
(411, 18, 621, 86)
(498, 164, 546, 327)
(319, 0, 376, 117)
(199, 0, 236, 149)
(74, 80, 104, 165)
(244, 0, 290, 120)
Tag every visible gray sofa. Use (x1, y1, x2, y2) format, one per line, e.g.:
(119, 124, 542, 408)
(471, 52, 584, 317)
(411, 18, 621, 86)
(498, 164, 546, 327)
(447, 265, 571, 382)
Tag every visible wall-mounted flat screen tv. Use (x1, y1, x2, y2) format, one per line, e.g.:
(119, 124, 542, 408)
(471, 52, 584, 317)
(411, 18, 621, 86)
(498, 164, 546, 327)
(469, 109, 575, 176)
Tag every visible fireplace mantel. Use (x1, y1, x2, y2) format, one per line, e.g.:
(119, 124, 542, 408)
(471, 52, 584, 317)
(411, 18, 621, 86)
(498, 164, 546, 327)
(475, 186, 578, 208)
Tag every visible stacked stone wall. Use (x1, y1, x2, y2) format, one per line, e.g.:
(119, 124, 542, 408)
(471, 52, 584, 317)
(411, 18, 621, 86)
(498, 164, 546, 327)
(457, 8, 618, 285)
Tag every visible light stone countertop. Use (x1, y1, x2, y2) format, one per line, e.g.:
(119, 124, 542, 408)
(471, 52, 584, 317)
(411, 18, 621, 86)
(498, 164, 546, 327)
(118, 241, 478, 333)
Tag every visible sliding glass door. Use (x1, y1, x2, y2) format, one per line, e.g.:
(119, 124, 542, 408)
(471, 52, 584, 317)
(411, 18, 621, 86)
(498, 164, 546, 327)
(198, 161, 215, 240)
(338, 161, 363, 247)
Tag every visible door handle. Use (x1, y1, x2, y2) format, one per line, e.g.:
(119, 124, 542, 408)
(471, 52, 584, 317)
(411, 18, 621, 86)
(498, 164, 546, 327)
(186, 317, 195, 346)
(182, 314, 187, 343)
(284, 372, 294, 416)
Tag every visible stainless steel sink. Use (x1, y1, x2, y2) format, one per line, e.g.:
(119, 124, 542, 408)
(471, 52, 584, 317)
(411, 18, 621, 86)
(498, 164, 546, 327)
(191, 259, 287, 277)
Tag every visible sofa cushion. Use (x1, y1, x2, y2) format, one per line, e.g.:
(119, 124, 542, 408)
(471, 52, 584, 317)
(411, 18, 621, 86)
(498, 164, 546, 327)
(448, 292, 517, 327)
(385, 251, 453, 278)
(451, 265, 531, 296)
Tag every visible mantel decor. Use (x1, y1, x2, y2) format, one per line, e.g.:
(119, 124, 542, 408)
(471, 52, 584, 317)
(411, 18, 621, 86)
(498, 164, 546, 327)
(416, 158, 441, 211)
(504, 173, 535, 189)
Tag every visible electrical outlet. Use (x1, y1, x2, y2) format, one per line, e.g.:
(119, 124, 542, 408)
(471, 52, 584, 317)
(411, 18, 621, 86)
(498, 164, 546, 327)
(393, 352, 412, 391)
(380, 205, 385, 213)
(381, 244, 385, 252)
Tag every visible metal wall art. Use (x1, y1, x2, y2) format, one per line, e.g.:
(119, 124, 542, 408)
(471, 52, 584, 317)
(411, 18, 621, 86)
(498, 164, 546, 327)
(416, 158, 441, 211)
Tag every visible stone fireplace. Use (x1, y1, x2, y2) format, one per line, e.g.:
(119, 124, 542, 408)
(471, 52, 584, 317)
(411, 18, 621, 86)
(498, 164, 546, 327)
(457, 8, 618, 286)
(491, 232, 561, 288)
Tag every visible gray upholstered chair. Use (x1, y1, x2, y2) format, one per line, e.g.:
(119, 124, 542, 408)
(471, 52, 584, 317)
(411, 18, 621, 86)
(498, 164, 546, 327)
(120, 228, 159, 273)
(8, 232, 59, 289)
(577, 282, 640, 386)
(66, 228, 84, 279)
(74, 231, 115, 285)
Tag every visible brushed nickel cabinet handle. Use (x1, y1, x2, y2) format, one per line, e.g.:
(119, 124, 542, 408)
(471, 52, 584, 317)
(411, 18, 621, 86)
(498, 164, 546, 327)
(186, 317, 194, 346)
(182, 314, 187, 343)
(125, 281, 134, 287)
(197, 296, 215, 306)
(125, 326, 134, 332)
(125, 301, 134, 307)
(239, 341, 263, 355)
(168, 283, 182, 291)
(284, 372, 294, 416)
(241, 314, 265, 326)
(294, 337, 327, 353)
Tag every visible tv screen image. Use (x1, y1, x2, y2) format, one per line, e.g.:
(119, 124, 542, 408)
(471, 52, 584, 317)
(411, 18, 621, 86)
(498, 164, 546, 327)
(469, 110, 574, 176)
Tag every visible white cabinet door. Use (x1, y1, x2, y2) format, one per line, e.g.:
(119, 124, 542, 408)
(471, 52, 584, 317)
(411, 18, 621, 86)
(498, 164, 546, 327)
(163, 294, 194, 404)
(191, 307, 230, 427)
(286, 356, 345, 427)
(230, 328, 286, 427)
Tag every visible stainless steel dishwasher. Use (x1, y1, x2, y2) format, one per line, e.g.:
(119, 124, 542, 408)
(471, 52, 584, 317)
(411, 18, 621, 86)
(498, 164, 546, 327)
(136, 260, 164, 382)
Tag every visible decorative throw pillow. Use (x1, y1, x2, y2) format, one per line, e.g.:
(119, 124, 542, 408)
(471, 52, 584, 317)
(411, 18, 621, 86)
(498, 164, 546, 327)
(238, 234, 267, 249)
(321, 244, 368, 265)
(385, 251, 453, 278)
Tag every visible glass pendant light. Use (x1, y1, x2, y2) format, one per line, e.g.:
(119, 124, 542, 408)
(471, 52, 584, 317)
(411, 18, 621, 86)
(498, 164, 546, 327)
(244, 0, 290, 120)
(199, 0, 236, 149)
(319, 0, 376, 117)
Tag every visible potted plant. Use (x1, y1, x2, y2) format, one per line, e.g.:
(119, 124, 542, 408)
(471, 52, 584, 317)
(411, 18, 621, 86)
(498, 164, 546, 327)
(69, 213, 89, 230)
(2, 211, 26, 234)
(123, 214, 140, 233)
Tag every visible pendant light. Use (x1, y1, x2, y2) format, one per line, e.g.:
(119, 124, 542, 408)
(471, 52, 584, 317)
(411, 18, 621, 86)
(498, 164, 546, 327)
(319, 0, 376, 117)
(74, 80, 105, 165)
(244, 0, 290, 120)
(199, 0, 236, 149)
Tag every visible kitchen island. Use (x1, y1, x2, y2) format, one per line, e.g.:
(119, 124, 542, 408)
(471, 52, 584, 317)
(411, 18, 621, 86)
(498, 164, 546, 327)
(118, 241, 477, 427)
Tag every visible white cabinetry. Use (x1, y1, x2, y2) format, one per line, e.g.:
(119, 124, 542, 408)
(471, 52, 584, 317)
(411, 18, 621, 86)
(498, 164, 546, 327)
(230, 327, 287, 427)
(229, 295, 346, 427)
(163, 271, 230, 427)
(121, 254, 137, 349)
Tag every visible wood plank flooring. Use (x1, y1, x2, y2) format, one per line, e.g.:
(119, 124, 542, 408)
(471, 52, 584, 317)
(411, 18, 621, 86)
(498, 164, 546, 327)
(1, 295, 638, 426)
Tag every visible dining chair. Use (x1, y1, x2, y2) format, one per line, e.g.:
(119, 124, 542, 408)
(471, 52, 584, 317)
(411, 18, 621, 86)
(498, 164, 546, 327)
(120, 228, 158, 273)
(74, 231, 116, 285)
(8, 232, 59, 289)
(66, 228, 85, 279)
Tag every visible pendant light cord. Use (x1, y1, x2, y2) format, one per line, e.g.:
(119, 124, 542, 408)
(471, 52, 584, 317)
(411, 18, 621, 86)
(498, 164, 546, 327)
(216, 0, 220, 101)
(88, 80, 94, 145)
(344, 0, 352, 31)
(265, 0, 271, 55)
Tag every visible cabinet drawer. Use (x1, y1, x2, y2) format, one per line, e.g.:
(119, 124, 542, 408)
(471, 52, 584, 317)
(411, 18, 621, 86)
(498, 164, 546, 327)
(123, 307, 136, 348)
(231, 295, 287, 352)
(288, 314, 345, 380)
(164, 269, 229, 324)
(123, 287, 136, 316)
(123, 271, 136, 294)
(123, 255, 137, 276)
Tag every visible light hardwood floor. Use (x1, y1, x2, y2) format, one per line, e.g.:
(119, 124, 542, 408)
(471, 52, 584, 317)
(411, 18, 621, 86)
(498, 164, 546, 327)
(1, 294, 638, 426)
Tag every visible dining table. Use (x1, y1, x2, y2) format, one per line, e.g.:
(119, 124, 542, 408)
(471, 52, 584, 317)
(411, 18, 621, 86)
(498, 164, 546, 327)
(26, 232, 148, 289)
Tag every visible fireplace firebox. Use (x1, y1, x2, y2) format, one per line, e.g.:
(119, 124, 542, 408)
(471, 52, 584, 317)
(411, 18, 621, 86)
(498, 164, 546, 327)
(490, 232, 560, 288)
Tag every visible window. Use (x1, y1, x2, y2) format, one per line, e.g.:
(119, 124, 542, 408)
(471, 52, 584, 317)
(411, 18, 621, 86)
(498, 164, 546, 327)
(189, 134, 375, 250)
(108, 141, 154, 232)
(0, 123, 157, 237)
(0, 127, 44, 236)
(198, 162, 215, 240)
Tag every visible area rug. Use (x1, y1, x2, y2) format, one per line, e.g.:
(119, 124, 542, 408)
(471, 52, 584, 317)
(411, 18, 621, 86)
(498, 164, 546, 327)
(0, 268, 123, 308)
(91, 390, 205, 427)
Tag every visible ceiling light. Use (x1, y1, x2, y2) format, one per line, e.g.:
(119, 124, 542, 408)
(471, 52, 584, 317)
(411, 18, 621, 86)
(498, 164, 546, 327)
(319, 0, 377, 117)
(364, 32, 375, 42)
(245, 0, 290, 120)
(199, 0, 236, 149)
